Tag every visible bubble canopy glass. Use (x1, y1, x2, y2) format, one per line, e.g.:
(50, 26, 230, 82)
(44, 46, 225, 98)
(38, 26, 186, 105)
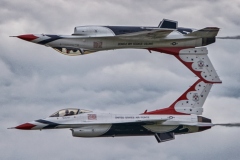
(49, 108, 92, 117)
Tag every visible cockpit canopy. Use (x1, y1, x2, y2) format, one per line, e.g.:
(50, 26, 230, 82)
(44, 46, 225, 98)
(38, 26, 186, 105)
(49, 108, 92, 117)
(73, 26, 114, 37)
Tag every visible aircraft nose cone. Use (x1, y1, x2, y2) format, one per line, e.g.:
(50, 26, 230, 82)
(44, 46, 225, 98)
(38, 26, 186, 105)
(15, 123, 36, 130)
(17, 34, 38, 41)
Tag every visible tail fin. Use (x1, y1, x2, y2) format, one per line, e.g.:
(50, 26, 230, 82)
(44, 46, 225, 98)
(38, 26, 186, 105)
(186, 27, 219, 37)
(148, 47, 222, 83)
(144, 79, 212, 115)
(158, 19, 178, 29)
(176, 47, 222, 83)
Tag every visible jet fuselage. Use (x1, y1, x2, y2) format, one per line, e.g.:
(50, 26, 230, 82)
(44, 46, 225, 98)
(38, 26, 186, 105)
(14, 19, 221, 83)
(16, 25, 217, 56)
(15, 109, 212, 139)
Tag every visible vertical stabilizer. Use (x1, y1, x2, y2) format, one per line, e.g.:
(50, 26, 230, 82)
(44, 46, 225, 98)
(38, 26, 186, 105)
(148, 47, 222, 83)
(158, 19, 178, 29)
(144, 79, 212, 115)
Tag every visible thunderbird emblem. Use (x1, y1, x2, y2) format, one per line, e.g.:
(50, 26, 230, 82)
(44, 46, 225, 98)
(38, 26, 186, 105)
(198, 60, 204, 68)
(192, 93, 199, 102)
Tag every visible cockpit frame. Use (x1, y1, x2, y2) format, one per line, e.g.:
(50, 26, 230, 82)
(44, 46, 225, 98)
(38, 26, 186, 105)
(49, 108, 92, 117)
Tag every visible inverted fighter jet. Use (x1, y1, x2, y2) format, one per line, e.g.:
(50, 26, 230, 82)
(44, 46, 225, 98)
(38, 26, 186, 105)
(11, 79, 214, 143)
(13, 19, 221, 83)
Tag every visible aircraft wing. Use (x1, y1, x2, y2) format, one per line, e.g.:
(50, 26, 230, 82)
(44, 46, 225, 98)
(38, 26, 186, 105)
(115, 29, 174, 40)
(64, 118, 169, 125)
(111, 118, 169, 125)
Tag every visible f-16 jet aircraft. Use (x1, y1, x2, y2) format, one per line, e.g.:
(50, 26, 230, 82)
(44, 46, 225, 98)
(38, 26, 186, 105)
(11, 79, 214, 143)
(13, 19, 221, 83)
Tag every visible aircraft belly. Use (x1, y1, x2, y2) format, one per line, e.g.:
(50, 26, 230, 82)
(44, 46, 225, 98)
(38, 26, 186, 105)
(143, 125, 178, 133)
(101, 123, 153, 137)
(101, 124, 193, 137)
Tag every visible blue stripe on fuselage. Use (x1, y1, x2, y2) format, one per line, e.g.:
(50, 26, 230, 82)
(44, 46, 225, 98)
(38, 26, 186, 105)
(35, 119, 59, 129)
(38, 35, 63, 45)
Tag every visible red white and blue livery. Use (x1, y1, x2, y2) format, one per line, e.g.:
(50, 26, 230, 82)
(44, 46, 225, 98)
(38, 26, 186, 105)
(12, 79, 215, 143)
(14, 19, 222, 83)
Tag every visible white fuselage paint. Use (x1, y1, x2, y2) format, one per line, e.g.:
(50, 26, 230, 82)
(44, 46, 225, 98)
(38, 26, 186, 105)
(28, 112, 211, 138)
(30, 28, 203, 56)
(47, 35, 202, 50)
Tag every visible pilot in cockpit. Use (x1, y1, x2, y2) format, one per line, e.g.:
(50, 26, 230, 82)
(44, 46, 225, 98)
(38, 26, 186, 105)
(69, 111, 74, 116)
(64, 109, 75, 116)
(49, 108, 92, 117)
(64, 110, 69, 116)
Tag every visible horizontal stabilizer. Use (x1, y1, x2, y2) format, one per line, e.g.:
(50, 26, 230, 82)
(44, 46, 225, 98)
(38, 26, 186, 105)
(186, 27, 219, 37)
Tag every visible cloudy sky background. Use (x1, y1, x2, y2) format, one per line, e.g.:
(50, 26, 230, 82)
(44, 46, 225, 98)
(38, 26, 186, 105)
(1, 0, 240, 159)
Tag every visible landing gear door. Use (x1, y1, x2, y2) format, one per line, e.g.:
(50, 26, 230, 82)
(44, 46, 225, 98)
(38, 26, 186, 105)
(154, 132, 175, 143)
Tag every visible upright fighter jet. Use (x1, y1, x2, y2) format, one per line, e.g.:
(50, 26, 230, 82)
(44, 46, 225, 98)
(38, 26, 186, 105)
(13, 19, 222, 83)
(11, 79, 215, 143)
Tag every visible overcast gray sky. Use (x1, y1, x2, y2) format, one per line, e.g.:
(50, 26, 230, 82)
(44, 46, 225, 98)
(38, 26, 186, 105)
(1, 0, 240, 159)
